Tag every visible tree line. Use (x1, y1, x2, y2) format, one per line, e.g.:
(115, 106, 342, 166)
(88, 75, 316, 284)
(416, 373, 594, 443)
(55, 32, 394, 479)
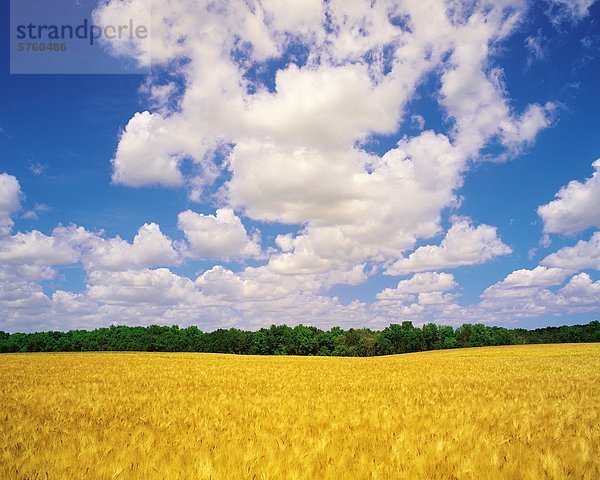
(0, 321, 598, 356)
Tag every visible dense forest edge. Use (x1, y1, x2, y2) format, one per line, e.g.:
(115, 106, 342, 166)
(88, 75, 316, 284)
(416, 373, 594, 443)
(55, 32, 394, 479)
(1, 321, 599, 356)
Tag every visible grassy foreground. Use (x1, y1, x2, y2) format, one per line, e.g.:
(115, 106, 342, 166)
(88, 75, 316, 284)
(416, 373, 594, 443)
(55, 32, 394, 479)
(1, 344, 599, 479)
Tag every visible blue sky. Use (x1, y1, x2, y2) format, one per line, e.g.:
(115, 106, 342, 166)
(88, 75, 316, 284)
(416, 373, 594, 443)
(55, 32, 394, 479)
(0, 0, 599, 332)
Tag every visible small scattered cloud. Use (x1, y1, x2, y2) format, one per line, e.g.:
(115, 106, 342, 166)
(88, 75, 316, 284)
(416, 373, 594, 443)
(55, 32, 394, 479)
(29, 163, 48, 176)
(411, 114, 425, 131)
(22, 203, 52, 221)
(544, 0, 596, 26)
(527, 234, 552, 260)
(525, 29, 547, 67)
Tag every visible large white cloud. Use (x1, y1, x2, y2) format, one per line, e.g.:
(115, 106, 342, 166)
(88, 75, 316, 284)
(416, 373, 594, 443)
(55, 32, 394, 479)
(0, 173, 21, 236)
(178, 209, 261, 259)
(386, 217, 512, 274)
(538, 159, 600, 234)
(104, 0, 552, 273)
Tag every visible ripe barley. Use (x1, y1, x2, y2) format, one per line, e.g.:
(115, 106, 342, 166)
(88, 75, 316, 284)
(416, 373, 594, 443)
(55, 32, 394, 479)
(0, 344, 598, 479)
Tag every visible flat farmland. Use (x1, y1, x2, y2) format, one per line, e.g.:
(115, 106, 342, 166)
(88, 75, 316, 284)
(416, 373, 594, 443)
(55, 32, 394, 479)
(1, 344, 599, 479)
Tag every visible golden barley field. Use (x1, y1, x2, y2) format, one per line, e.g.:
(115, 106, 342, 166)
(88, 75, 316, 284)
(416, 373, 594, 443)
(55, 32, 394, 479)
(1, 344, 599, 479)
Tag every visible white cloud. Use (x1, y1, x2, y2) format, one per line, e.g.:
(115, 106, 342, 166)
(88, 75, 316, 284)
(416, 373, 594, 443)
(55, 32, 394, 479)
(538, 158, 600, 234)
(87, 268, 199, 306)
(541, 231, 600, 270)
(438, 12, 554, 157)
(557, 272, 600, 301)
(411, 114, 425, 131)
(377, 272, 457, 300)
(54, 223, 180, 271)
(475, 268, 600, 320)
(0, 173, 21, 236)
(476, 266, 569, 315)
(2, 0, 581, 332)
(418, 291, 456, 306)
(193, 264, 373, 329)
(92, 0, 152, 67)
(196, 265, 312, 303)
(110, 111, 186, 187)
(22, 203, 51, 221)
(0, 230, 79, 266)
(28, 163, 47, 176)
(544, 0, 596, 25)
(525, 29, 547, 66)
(104, 0, 551, 274)
(373, 272, 461, 323)
(0, 280, 50, 312)
(178, 209, 261, 259)
(0, 264, 55, 282)
(387, 217, 511, 274)
(249, 131, 465, 273)
(487, 266, 571, 291)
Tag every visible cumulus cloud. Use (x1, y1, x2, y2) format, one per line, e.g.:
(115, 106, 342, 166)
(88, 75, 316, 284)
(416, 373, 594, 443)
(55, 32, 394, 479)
(0, 280, 50, 313)
(92, 0, 152, 66)
(387, 218, 512, 274)
(475, 267, 600, 320)
(178, 209, 261, 259)
(373, 272, 461, 322)
(484, 266, 571, 293)
(103, 0, 551, 273)
(2, 0, 584, 332)
(541, 232, 600, 270)
(110, 111, 186, 187)
(377, 272, 457, 300)
(0, 230, 79, 266)
(557, 272, 600, 302)
(87, 268, 199, 306)
(538, 159, 600, 234)
(0, 173, 21, 235)
(54, 223, 180, 271)
(196, 265, 313, 302)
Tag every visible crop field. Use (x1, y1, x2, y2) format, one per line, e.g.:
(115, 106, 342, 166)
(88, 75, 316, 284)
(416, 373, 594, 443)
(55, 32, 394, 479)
(1, 344, 599, 479)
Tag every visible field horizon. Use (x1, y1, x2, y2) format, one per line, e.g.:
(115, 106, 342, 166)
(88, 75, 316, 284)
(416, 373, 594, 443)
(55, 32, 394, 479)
(1, 340, 597, 357)
(2, 320, 599, 357)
